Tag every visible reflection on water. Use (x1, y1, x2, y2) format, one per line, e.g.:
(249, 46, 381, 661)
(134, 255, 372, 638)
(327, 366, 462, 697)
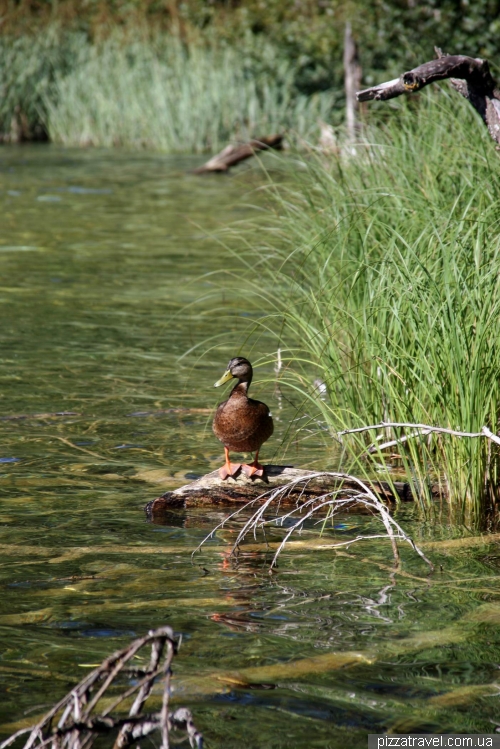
(0, 147, 500, 747)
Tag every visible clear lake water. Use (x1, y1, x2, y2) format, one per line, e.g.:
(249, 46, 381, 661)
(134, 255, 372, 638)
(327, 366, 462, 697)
(0, 146, 499, 747)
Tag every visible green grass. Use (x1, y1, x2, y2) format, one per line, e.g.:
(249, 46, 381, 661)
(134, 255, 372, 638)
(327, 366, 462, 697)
(0, 27, 82, 141)
(242, 91, 500, 525)
(0, 29, 338, 151)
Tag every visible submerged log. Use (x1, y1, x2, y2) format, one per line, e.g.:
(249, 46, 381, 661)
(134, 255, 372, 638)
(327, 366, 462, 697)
(145, 464, 416, 521)
(357, 51, 500, 145)
(193, 134, 283, 173)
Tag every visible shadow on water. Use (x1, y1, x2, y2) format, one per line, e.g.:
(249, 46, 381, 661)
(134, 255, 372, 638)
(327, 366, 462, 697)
(0, 147, 499, 747)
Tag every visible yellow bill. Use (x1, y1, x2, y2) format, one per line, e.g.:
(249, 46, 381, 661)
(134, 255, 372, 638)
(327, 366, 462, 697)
(214, 369, 234, 387)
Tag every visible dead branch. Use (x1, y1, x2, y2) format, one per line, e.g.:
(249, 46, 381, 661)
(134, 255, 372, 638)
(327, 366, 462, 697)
(194, 472, 434, 572)
(344, 23, 362, 141)
(0, 628, 203, 749)
(193, 134, 283, 173)
(357, 52, 500, 144)
(339, 421, 500, 447)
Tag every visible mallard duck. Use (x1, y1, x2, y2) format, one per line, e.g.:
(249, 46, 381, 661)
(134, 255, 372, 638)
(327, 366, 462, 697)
(213, 357, 274, 480)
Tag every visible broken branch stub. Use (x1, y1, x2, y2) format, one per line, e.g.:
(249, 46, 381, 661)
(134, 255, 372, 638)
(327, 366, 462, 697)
(357, 52, 500, 144)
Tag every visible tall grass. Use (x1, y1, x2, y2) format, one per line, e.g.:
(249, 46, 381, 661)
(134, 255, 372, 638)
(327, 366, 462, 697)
(0, 28, 83, 140)
(252, 92, 500, 525)
(0, 28, 338, 150)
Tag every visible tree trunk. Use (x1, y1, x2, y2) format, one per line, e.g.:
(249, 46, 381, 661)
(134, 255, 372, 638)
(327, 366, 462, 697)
(344, 23, 362, 141)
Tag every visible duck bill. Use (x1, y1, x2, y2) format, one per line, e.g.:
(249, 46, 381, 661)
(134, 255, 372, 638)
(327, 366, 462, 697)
(214, 369, 234, 387)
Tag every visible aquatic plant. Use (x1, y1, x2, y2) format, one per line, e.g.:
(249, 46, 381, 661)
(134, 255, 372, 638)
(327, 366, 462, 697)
(0, 28, 337, 150)
(247, 91, 500, 525)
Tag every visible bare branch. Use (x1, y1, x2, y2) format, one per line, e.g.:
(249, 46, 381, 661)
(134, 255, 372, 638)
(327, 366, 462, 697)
(196, 471, 434, 572)
(357, 55, 498, 102)
(357, 52, 500, 145)
(2, 628, 202, 749)
(338, 421, 500, 444)
(481, 426, 500, 447)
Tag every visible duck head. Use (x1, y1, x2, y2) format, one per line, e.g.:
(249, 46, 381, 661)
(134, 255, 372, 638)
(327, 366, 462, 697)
(214, 357, 253, 387)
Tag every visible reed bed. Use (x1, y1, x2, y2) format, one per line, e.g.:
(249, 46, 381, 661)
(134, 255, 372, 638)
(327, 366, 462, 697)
(0, 29, 337, 150)
(246, 92, 500, 525)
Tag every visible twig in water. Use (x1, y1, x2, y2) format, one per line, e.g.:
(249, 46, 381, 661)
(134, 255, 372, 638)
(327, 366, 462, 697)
(0, 628, 203, 749)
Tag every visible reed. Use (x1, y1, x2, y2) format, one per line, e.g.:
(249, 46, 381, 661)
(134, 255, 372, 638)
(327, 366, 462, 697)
(0, 27, 83, 141)
(0, 28, 337, 150)
(252, 92, 500, 524)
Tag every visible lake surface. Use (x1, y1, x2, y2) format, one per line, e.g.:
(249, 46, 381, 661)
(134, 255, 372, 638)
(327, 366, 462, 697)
(0, 146, 499, 747)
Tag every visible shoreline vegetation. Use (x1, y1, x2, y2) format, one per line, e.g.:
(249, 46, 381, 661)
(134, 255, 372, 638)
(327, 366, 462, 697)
(2, 0, 500, 149)
(0, 30, 338, 150)
(242, 92, 500, 527)
(2, 1, 500, 525)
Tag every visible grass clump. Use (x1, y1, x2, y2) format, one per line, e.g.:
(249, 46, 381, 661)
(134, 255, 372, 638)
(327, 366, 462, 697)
(0, 28, 82, 141)
(0, 29, 338, 151)
(254, 92, 500, 525)
(46, 34, 337, 151)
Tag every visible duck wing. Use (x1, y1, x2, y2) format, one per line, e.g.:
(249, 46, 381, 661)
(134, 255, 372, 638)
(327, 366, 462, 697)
(213, 397, 273, 450)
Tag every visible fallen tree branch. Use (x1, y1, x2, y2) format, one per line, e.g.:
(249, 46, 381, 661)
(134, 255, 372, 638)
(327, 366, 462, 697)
(194, 472, 434, 572)
(357, 52, 500, 144)
(193, 134, 283, 173)
(0, 628, 203, 749)
(338, 421, 500, 447)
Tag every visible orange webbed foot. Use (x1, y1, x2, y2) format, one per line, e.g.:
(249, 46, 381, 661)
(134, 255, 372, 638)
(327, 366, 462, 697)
(241, 463, 264, 478)
(218, 462, 242, 480)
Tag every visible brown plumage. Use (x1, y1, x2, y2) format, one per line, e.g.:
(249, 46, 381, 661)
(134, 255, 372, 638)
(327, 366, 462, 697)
(213, 356, 274, 479)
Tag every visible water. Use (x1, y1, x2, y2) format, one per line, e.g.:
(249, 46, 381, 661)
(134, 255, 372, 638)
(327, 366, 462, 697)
(0, 146, 500, 747)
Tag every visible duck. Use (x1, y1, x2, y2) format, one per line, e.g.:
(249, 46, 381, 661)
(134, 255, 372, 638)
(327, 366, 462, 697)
(213, 356, 274, 480)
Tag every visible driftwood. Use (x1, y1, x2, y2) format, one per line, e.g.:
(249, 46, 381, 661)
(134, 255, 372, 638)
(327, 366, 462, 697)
(192, 470, 435, 571)
(0, 627, 202, 749)
(145, 464, 419, 522)
(193, 134, 283, 173)
(339, 421, 500, 449)
(357, 51, 500, 144)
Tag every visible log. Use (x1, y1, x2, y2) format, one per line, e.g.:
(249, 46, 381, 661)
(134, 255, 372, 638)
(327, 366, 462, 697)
(145, 464, 417, 522)
(193, 134, 284, 173)
(357, 51, 500, 144)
